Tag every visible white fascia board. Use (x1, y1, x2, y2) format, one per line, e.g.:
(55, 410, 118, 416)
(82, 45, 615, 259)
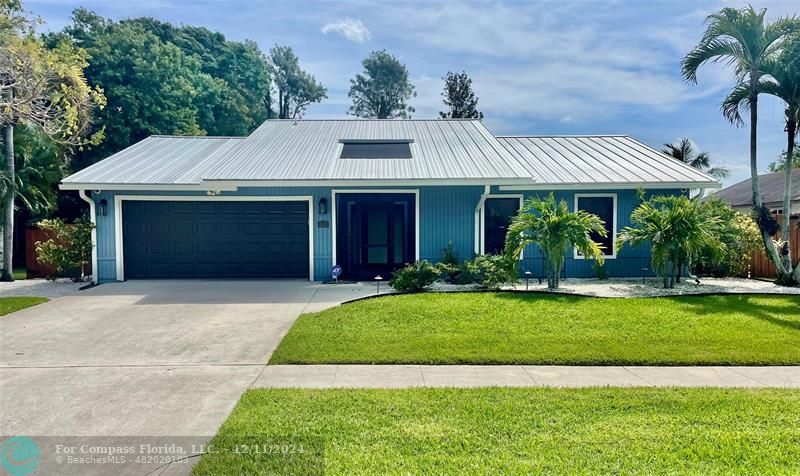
(60, 183, 239, 192)
(498, 182, 721, 191)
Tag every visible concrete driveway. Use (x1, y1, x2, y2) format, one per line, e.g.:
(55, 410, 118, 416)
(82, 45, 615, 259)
(0, 280, 372, 472)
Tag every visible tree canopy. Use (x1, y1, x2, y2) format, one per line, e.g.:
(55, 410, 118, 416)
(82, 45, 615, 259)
(768, 150, 800, 172)
(348, 50, 415, 119)
(267, 45, 327, 119)
(439, 71, 483, 119)
(1, 1, 105, 280)
(49, 9, 272, 166)
(661, 138, 728, 180)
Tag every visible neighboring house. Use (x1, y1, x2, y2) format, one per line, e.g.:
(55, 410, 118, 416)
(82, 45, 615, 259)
(61, 119, 718, 283)
(710, 169, 800, 217)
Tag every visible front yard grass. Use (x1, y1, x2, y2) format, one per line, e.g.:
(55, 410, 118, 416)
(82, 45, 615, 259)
(191, 387, 800, 475)
(270, 293, 800, 365)
(0, 296, 48, 317)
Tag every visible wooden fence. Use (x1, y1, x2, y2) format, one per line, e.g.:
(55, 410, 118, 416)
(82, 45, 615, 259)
(25, 226, 56, 278)
(745, 216, 800, 279)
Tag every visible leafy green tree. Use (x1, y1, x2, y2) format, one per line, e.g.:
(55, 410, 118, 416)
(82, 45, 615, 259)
(349, 50, 416, 119)
(50, 10, 202, 166)
(662, 138, 728, 180)
(127, 18, 271, 134)
(267, 45, 327, 119)
(52, 9, 272, 166)
(504, 193, 606, 290)
(693, 198, 761, 277)
(617, 195, 724, 289)
(1, 3, 104, 281)
(682, 5, 799, 285)
(768, 149, 800, 172)
(9, 126, 65, 216)
(439, 71, 483, 119)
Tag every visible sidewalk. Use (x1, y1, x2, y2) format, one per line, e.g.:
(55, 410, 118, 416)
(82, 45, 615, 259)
(254, 365, 800, 389)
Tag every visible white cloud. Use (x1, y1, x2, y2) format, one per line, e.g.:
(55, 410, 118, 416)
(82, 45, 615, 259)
(321, 18, 371, 43)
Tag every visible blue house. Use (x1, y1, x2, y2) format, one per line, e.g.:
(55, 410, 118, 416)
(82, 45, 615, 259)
(61, 119, 719, 283)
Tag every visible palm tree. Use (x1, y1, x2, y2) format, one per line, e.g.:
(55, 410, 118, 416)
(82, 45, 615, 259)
(617, 195, 724, 289)
(722, 45, 800, 283)
(662, 138, 729, 180)
(681, 5, 799, 285)
(504, 193, 606, 290)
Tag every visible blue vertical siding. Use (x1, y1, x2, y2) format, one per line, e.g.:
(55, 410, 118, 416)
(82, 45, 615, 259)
(92, 185, 682, 283)
(419, 186, 484, 262)
(518, 189, 683, 278)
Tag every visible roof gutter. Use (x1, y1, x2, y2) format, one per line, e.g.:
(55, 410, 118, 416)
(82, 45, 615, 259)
(78, 189, 98, 284)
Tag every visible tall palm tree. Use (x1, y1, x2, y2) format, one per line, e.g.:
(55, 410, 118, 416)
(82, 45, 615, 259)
(722, 46, 800, 282)
(681, 5, 799, 284)
(662, 138, 729, 179)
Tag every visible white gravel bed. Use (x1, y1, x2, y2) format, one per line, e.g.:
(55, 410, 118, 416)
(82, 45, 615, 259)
(0, 278, 86, 299)
(502, 277, 800, 297)
(428, 281, 482, 292)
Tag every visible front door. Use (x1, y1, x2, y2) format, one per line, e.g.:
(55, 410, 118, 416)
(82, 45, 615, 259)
(336, 193, 415, 281)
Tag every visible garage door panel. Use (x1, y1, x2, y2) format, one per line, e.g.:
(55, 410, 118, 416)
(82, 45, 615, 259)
(122, 200, 309, 279)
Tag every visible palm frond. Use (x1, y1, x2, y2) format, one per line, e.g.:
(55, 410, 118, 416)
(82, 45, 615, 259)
(682, 38, 747, 83)
(721, 82, 753, 126)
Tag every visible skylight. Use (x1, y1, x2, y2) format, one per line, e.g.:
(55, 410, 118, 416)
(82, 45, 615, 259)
(339, 139, 413, 159)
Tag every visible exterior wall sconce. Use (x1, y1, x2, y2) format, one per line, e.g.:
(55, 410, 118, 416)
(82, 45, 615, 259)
(318, 197, 328, 215)
(97, 198, 108, 216)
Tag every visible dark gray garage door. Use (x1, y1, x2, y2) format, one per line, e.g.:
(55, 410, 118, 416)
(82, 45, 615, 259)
(122, 200, 309, 279)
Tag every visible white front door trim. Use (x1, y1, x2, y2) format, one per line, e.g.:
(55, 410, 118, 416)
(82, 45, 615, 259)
(330, 189, 420, 271)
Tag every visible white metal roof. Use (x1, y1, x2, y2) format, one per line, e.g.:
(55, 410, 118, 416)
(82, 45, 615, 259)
(495, 135, 718, 186)
(61, 120, 719, 189)
(63, 135, 244, 185)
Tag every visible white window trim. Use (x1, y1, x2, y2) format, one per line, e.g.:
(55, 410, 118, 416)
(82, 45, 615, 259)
(573, 193, 617, 260)
(478, 194, 524, 257)
(113, 195, 315, 281)
(330, 189, 420, 269)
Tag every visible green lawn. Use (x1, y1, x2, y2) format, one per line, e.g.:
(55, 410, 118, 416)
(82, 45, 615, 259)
(192, 387, 800, 475)
(270, 293, 800, 365)
(0, 296, 48, 317)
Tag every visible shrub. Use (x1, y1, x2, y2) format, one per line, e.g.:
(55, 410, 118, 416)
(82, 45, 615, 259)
(441, 242, 458, 265)
(693, 199, 761, 277)
(464, 254, 517, 290)
(434, 243, 462, 283)
(592, 260, 608, 280)
(34, 218, 94, 282)
(433, 262, 459, 282)
(389, 260, 439, 292)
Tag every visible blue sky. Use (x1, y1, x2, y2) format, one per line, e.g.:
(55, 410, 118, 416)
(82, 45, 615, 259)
(26, 0, 800, 186)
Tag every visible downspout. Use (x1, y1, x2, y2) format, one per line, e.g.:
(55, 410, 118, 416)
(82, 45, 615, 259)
(78, 189, 98, 284)
(474, 185, 491, 255)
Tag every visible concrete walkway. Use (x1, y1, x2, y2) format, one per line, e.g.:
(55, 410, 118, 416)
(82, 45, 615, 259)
(255, 365, 800, 388)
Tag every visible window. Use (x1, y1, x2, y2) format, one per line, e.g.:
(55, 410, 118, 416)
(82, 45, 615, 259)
(339, 140, 413, 159)
(483, 197, 521, 255)
(574, 194, 616, 259)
